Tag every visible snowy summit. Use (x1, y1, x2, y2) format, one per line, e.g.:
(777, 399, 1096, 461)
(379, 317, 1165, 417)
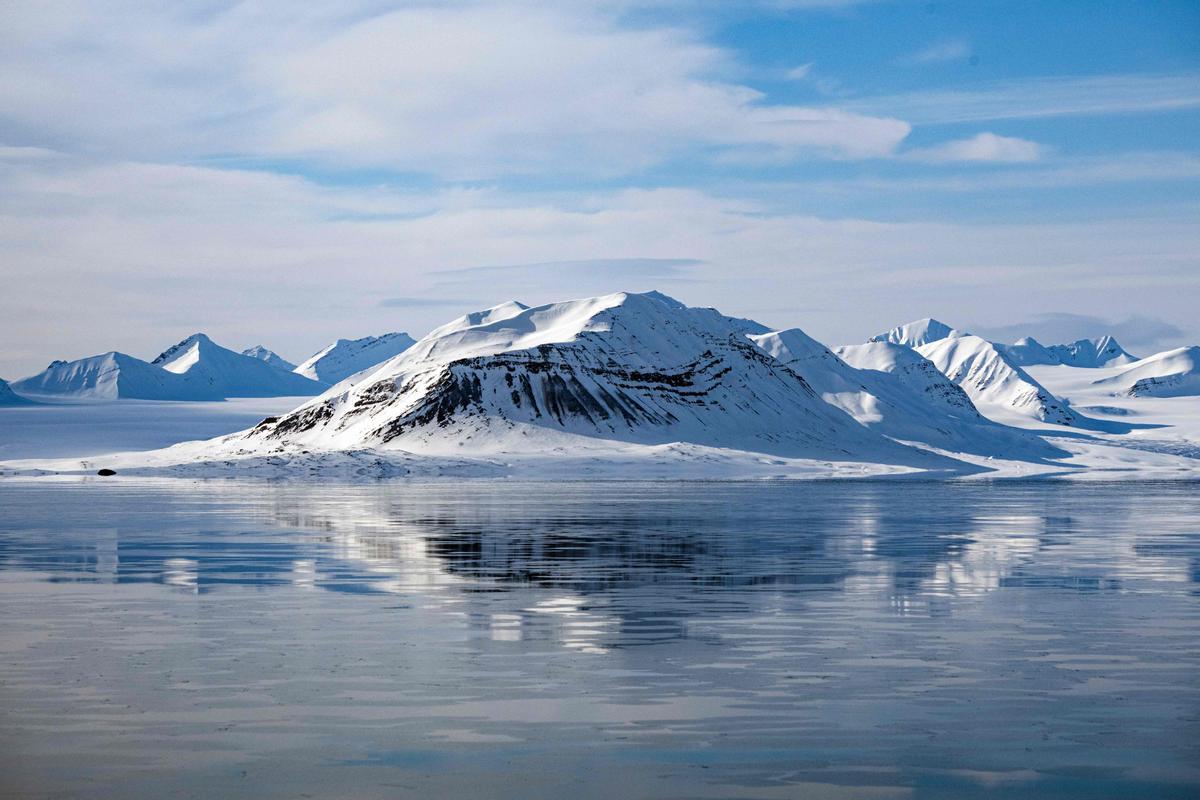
(152, 333, 324, 398)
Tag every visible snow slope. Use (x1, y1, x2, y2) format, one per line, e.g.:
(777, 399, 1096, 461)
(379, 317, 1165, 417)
(916, 335, 1077, 425)
(293, 332, 417, 385)
(870, 318, 962, 348)
(11, 352, 211, 401)
(750, 331, 1063, 460)
(1092, 346, 1200, 398)
(242, 345, 296, 372)
(426, 301, 531, 340)
(1046, 336, 1136, 367)
(997, 337, 1060, 366)
(0, 378, 34, 405)
(154, 334, 324, 398)
(220, 292, 946, 468)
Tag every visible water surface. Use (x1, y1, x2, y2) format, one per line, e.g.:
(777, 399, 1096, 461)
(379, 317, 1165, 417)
(0, 480, 1197, 799)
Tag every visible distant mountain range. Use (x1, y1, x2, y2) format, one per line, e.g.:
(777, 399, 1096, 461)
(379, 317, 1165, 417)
(999, 335, 1136, 368)
(152, 333, 324, 398)
(9, 330, 414, 402)
(1, 298, 1192, 460)
(203, 292, 1192, 470)
(3, 291, 1195, 479)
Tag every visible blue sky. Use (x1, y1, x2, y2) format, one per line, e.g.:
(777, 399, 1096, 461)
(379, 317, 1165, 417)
(0, 0, 1197, 376)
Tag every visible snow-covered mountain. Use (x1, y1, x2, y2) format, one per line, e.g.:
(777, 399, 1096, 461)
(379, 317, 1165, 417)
(293, 332, 417, 386)
(426, 301, 530, 340)
(749, 330, 1060, 459)
(12, 352, 211, 401)
(915, 335, 1076, 425)
(997, 336, 1060, 366)
(1046, 336, 1136, 367)
(154, 334, 324, 398)
(241, 345, 296, 372)
(1092, 346, 1200, 398)
(870, 318, 963, 348)
(233, 291, 941, 467)
(0, 377, 34, 405)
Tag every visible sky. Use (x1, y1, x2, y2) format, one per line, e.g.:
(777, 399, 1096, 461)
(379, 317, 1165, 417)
(1, 0, 1198, 377)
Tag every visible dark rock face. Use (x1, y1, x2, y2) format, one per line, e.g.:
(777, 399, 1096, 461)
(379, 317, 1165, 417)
(96, 468, 117, 476)
(254, 332, 811, 444)
(266, 401, 335, 439)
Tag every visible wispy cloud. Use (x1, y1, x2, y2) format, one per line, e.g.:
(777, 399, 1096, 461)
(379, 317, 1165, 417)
(2, 154, 1197, 375)
(768, 151, 1200, 195)
(848, 72, 1200, 124)
(900, 39, 971, 65)
(906, 132, 1042, 163)
(785, 62, 814, 80)
(434, 258, 704, 281)
(379, 297, 473, 309)
(971, 313, 1186, 352)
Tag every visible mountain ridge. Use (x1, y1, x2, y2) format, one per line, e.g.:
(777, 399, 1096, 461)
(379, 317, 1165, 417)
(154, 333, 324, 398)
(293, 332, 417, 386)
(236, 291, 948, 467)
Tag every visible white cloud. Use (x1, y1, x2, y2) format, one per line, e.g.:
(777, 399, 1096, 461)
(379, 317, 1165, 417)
(0, 2, 909, 176)
(785, 63, 814, 80)
(901, 39, 971, 65)
(848, 72, 1200, 124)
(907, 132, 1042, 163)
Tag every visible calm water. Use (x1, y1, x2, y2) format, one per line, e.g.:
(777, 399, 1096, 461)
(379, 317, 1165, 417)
(0, 480, 1197, 799)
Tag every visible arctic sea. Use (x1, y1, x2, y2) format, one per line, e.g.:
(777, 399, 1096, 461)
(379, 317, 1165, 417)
(0, 479, 1197, 799)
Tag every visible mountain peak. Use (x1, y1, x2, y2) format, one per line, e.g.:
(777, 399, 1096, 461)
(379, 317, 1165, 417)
(152, 333, 213, 366)
(1046, 336, 1136, 367)
(638, 290, 687, 309)
(917, 334, 1075, 424)
(426, 301, 532, 340)
(153, 333, 323, 397)
(242, 345, 296, 372)
(244, 290, 932, 466)
(870, 318, 963, 348)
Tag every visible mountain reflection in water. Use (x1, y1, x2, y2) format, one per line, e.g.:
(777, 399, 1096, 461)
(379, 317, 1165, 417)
(0, 480, 1197, 799)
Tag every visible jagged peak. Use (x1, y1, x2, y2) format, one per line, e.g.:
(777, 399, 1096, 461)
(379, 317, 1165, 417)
(1046, 335, 1136, 367)
(152, 333, 213, 365)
